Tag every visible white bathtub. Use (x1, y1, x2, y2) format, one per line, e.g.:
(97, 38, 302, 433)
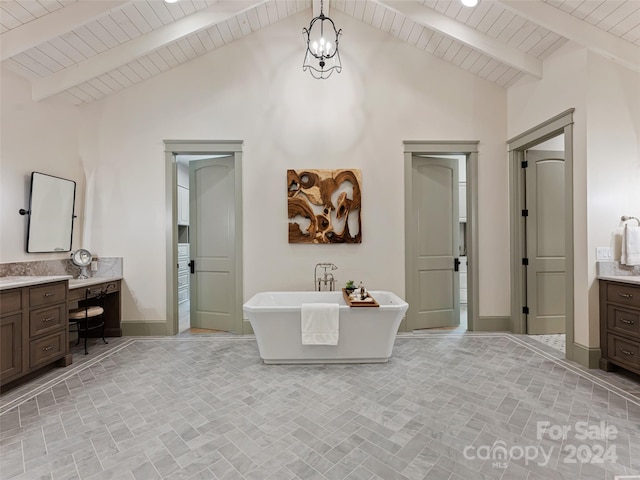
(243, 291, 408, 364)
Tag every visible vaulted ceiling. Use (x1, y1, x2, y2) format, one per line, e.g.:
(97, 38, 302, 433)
(2, 0, 639, 105)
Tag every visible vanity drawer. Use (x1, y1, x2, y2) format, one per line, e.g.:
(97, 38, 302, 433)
(607, 305, 640, 339)
(103, 281, 119, 294)
(607, 334, 640, 370)
(29, 330, 65, 369)
(29, 282, 66, 309)
(0, 289, 23, 315)
(30, 304, 66, 337)
(68, 287, 86, 302)
(68, 281, 119, 302)
(606, 283, 640, 308)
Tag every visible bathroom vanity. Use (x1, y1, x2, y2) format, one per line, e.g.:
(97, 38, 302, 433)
(68, 277, 122, 337)
(0, 276, 72, 388)
(0, 275, 122, 389)
(599, 276, 640, 375)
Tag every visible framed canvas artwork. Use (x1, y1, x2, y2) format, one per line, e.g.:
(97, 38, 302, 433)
(287, 169, 362, 244)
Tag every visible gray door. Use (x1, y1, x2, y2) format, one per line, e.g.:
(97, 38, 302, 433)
(525, 150, 565, 334)
(407, 156, 460, 330)
(189, 156, 236, 332)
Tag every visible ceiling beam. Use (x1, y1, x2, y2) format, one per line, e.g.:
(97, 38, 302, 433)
(1, 1, 129, 62)
(375, 0, 543, 79)
(31, 0, 267, 102)
(497, 0, 640, 73)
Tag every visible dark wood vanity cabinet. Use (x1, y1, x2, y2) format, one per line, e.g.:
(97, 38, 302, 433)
(1, 280, 72, 389)
(1, 289, 24, 384)
(68, 279, 121, 337)
(599, 279, 640, 375)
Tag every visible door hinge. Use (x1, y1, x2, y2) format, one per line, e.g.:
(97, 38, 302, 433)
(522, 258, 529, 266)
(523, 306, 529, 314)
(454, 258, 460, 272)
(522, 209, 528, 217)
(189, 260, 195, 274)
(521, 160, 528, 168)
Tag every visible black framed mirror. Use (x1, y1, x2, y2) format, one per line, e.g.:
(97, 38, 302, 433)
(22, 172, 76, 253)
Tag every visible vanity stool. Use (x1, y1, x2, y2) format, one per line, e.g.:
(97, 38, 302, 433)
(69, 287, 108, 355)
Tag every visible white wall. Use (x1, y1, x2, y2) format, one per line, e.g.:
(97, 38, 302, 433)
(508, 42, 640, 348)
(71, 11, 509, 324)
(0, 68, 82, 263)
(585, 51, 640, 345)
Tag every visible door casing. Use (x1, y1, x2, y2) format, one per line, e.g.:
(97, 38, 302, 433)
(508, 109, 575, 360)
(164, 140, 244, 336)
(403, 141, 479, 332)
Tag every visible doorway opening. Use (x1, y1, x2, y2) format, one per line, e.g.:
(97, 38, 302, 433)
(164, 141, 244, 336)
(403, 141, 479, 332)
(508, 110, 575, 360)
(175, 154, 230, 333)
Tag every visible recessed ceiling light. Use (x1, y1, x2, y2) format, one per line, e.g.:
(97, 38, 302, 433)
(461, 0, 478, 6)
(165, 0, 179, 3)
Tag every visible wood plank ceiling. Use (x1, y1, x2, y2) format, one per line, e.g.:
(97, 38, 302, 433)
(1, 0, 639, 105)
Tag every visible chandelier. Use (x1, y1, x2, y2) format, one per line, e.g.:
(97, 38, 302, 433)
(302, 0, 342, 79)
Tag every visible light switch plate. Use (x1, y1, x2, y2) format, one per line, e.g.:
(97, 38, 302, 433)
(596, 247, 613, 260)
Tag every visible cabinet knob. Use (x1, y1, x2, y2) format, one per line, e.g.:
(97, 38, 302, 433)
(42, 345, 53, 352)
(621, 318, 635, 325)
(42, 292, 55, 297)
(41, 316, 54, 323)
(620, 348, 635, 356)
(618, 292, 633, 299)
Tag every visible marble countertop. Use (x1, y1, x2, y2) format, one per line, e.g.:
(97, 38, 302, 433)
(0, 275, 123, 291)
(598, 275, 640, 286)
(0, 275, 72, 291)
(68, 276, 122, 289)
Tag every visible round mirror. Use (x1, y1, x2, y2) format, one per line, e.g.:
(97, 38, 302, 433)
(71, 249, 92, 279)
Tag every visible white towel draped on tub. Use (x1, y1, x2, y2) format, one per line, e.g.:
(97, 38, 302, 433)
(621, 225, 640, 266)
(301, 303, 339, 345)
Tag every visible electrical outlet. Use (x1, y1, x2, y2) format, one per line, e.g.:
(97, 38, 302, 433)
(596, 247, 613, 260)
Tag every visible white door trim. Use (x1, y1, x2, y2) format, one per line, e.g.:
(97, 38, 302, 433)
(403, 141, 479, 331)
(164, 140, 244, 335)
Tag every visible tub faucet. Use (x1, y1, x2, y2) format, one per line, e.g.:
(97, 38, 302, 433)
(315, 263, 338, 291)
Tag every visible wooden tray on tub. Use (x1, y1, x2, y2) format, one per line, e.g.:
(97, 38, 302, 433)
(342, 288, 379, 307)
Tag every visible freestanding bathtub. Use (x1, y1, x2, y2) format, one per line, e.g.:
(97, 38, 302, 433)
(243, 291, 408, 364)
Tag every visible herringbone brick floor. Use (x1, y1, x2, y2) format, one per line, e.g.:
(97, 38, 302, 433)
(1, 334, 639, 480)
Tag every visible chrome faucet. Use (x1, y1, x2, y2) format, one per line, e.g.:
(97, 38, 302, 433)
(315, 263, 338, 291)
